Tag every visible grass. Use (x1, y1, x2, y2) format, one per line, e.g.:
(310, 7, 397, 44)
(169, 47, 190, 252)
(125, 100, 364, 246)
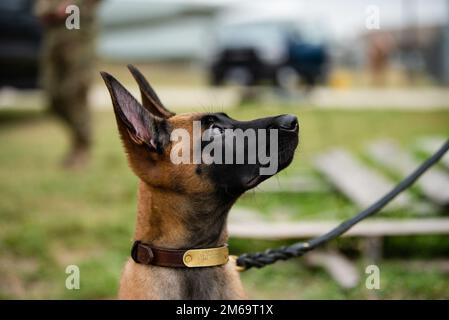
(0, 104, 449, 299)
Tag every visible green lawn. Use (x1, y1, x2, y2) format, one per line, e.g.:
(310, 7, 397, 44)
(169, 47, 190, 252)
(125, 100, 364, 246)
(0, 105, 448, 299)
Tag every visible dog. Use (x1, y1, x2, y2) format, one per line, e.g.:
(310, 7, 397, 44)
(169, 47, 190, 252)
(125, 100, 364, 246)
(100, 65, 299, 299)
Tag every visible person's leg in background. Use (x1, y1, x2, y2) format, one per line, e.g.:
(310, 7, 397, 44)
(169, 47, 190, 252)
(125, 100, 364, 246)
(37, 0, 99, 169)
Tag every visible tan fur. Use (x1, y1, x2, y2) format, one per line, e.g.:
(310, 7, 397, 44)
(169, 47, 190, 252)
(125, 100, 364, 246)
(119, 258, 246, 299)
(118, 113, 246, 299)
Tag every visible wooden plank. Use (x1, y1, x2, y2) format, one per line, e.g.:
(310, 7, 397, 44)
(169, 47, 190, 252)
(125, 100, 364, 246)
(313, 149, 411, 209)
(304, 251, 360, 289)
(228, 218, 449, 239)
(415, 137, 449, 169)
(362, 237, 383, 263)
(368, 140, 449, 206)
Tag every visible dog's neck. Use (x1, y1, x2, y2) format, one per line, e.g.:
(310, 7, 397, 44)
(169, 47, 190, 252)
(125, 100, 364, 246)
(134, 180, 233, 249)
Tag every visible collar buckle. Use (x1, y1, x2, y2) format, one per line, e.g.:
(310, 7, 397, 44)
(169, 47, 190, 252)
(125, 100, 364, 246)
(131, 241, 154, 265)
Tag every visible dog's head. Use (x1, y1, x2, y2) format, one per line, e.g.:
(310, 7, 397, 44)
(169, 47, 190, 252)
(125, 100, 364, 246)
(101, 66, 299, 202)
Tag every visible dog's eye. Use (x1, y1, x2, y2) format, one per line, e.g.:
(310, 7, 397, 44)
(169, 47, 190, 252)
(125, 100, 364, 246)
(204, 115, 217, 124)
(204, 116, 224, 135)
(208, 123, 224, 135)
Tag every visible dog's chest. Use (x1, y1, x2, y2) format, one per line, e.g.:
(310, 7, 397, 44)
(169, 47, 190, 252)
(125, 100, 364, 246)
(179, 268, 228, 299)
(119, 259, 243, 299)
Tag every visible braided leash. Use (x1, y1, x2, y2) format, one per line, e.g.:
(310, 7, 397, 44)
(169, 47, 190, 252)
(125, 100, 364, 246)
(236, 139, 449, 271)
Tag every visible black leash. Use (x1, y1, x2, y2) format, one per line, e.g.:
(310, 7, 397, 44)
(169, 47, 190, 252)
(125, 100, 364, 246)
(236, 139, 449, 270)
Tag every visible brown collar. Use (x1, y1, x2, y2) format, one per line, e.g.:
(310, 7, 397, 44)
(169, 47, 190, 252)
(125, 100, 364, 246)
(131, 241, 229, 268)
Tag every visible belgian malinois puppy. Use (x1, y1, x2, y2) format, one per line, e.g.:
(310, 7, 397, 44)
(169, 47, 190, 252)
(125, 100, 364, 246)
(101, 65, 299, 299)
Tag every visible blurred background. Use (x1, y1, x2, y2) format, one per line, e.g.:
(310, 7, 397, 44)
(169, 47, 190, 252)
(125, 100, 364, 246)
(0, 0, 449, 299)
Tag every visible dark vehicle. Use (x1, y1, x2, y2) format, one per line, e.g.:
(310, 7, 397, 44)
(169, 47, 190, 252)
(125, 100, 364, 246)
(0, 0, 42, 89)
(210, 21, 328, 89)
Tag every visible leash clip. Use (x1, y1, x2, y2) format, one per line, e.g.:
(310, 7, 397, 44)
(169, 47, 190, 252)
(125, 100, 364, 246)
(230, 255, 246, 272)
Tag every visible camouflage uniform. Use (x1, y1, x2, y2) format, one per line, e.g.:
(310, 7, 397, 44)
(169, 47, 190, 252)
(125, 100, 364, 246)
(35, 0, 100, 160)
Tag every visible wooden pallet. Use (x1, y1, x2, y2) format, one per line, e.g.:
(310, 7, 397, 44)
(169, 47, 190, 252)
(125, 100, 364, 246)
(416, 136, 449, 169)
(313, 149, 411, 210)
(228, 217, 449, 239)
(368, 140, 449, 207)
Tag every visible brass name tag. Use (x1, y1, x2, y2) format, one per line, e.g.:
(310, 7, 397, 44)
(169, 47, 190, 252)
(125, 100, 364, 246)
(183, 246, 229, 267)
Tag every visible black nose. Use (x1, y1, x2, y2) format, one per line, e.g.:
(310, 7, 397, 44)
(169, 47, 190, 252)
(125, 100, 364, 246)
(274, 114, 298, 131)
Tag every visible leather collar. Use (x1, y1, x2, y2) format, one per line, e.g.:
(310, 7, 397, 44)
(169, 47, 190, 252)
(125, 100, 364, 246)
(131, 241, 229, 268)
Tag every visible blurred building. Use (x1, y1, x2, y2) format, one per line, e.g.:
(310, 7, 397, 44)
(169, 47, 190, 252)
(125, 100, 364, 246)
(98, 0, 223, 61)
(2, 0, 449, 89)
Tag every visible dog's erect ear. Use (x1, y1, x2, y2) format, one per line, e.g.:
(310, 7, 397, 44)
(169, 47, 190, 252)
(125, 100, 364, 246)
(100, 71, 169, 153)
(127, 64, 175, 119)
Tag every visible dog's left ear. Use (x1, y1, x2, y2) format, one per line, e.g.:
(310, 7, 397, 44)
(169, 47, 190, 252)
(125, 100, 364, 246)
(127, 64, 175, 119)
(100, 71, 169, 154)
